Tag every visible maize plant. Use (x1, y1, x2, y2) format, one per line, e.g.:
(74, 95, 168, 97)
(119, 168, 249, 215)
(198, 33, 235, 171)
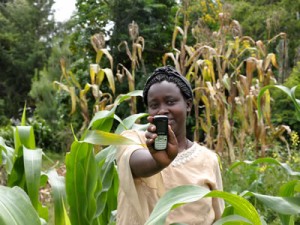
(163, 1, 289, 162)
(54, 33, 115, 132)
(117, 21, 145, 115)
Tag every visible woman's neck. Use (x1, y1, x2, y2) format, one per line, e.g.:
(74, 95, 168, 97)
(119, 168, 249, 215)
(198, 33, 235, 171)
(177, 136, 190, 153)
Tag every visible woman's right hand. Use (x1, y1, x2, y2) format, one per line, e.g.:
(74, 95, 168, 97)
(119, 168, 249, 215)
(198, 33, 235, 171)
(129, 116, 179, 178)
(145, 116, 179, 168)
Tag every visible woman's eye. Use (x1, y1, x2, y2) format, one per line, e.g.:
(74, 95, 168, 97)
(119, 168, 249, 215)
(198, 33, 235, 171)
(149, 103, 159, 109)
(167, 100, 175, 105)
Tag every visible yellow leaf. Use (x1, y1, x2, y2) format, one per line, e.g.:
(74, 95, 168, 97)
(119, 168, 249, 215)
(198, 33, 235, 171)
(172, 26, 184, 49)
(162, 53, 180, 70)
(102, 68, 115, 94)
(100, 49, 114, 69)
(90, 64, 99, 84)
(69, 87, 77, 115)
(96, 50, 104, 64)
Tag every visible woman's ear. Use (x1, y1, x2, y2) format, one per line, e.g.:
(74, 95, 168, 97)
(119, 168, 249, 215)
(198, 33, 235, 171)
(186, 99, 193, 112)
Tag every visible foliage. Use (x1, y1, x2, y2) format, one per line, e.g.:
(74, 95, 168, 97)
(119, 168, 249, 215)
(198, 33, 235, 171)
(162, 0, 291, 162)
(54, 32, 115, 133)
(29, 25, 84, 153)
(73, 0, 177, 70)
(0, 0, 299, 224)
(143, 156, 300, 225)
(223, 156, 300, 224)
(145, 157, 300, 225)
(0, 0, 55, 118)
(65, 0, 180, 122)
(0, 107, 48, 223)
(0, 96, 300, 225)
(0, 92, 146, 225)
(268, 62, 300, 132)
(0, 186, 42, 225)
(225, 0, 300, 77)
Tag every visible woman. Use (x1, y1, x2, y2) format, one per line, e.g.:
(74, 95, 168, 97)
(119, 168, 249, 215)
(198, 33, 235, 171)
(116, 65, 224, 225)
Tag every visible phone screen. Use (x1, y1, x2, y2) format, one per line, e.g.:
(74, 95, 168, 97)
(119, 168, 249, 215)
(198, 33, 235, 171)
(156, 120, 168, 134)
(153, 115, 168, 150)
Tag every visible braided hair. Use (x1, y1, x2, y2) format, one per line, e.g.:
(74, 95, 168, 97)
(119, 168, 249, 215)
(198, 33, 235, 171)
(143, 65, 193, 105)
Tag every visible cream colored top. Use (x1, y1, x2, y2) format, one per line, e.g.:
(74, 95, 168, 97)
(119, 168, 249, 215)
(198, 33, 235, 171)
(116, 130, 224, 225)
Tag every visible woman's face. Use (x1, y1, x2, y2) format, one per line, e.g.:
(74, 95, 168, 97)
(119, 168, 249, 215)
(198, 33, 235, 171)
(147, 80, 191, 137)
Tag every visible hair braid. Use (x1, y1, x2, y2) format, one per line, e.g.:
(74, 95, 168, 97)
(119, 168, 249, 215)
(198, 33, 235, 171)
(143, 65, 193, 105)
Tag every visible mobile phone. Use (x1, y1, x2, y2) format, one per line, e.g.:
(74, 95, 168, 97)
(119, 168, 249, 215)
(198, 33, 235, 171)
(153, 115, 168, 150)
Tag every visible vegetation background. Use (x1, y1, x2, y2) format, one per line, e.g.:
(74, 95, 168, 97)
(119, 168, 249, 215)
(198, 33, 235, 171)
(0, 0, 299, 224)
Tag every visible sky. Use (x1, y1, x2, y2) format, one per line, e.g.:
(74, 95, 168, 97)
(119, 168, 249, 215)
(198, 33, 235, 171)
(53, 0, 77, 22)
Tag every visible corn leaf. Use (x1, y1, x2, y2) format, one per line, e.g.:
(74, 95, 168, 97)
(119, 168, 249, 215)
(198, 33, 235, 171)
(228, 157, 300, 176)
(88, 110, 114, 131)
(213, 215, 252, 225)
(65, 142, 98, 225)
(207, 191, 262, 225)
(145, 185, 262, 225)
(102, 68, 115, 94)
(47, 169, 67, 225)
(14, 126, 36, 151)
(0, 186, 41, 225)
(250, 193, 300, 215)
(0, 137, 14, 173)
(145, 185, 210, 225)
(8, 125, 36, 188)
(114, 113, 148, 134)
(23, 147, 42, 210)
(83, 130, 140, 146)
(258, 85, 300, 119)
(278, 180, 300, 225)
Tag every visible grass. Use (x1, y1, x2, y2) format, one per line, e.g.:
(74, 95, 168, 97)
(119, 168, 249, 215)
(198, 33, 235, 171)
(42, 151, 65, 171)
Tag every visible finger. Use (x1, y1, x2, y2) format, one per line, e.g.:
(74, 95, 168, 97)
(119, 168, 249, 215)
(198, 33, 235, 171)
(166, 125, 178, 159)
(167, 125, 177, 145)
(147, 115, 154, 123)
(147, 124, 156, 133)
(145, 131, 157, 140)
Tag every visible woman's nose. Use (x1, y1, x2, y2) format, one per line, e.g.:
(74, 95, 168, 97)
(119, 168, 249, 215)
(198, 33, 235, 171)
(157, 104, 168, 115)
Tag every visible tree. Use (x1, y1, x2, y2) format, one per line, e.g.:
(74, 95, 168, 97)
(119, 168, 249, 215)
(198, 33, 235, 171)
(72, 0, 178, 81)
(0, 0, 55, 120)
(225, 0, 300, 82)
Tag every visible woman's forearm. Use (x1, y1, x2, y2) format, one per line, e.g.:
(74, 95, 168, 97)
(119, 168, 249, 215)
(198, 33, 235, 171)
(129, 149, 165, 178)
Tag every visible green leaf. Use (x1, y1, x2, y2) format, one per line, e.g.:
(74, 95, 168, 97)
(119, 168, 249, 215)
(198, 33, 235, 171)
(114, 113, 148, 134)
(207, 191, 262, 225)
(228, 157, 300, 176)
(251, 193, 300, 215)
(21, 104, 27, 126)
(7, 153, 26, 188)
(83, 130, 141, 146)
(14, 126, 36, 151)
(278, 180, 300, 197)
(23, 147, 42, 210)
(0, 137, 14, 173)
(145, 185, 262, 225)
(113, 90, 143, 106)
(213, 215, 252, 225)
(95, 145, 116, 165)
(65, 141, 98, 225)
(47, 169, 67, 225)
(88, 110, 114, 131)
(258, 85, 300, 119)
(99, 158, 116, 192)
(145, 185, 210, 225)
(95, 155, 118, 219)
(0, 186, 41, 225)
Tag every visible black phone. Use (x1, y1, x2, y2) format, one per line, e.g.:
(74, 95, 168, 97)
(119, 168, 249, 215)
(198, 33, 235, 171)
(153, 115, 168, 150)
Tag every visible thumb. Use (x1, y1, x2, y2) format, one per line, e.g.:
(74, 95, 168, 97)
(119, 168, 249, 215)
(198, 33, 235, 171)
(167, 125, 178, 160)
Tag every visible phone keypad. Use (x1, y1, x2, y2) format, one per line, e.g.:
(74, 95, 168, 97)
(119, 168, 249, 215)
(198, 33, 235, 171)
(154, 135, 168, 150)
